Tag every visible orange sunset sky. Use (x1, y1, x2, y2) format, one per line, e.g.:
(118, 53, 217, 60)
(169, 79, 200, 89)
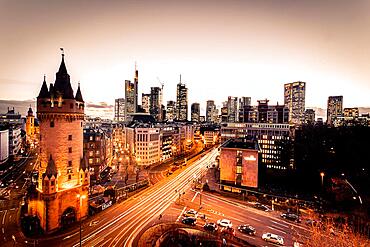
(1, 0, 370, 117)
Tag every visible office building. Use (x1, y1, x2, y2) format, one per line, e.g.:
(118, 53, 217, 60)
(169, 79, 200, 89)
(227, 96, 238, 122)
(141, 93, 150, 113)
(150, 87, 163, 122)
(125, 80, 136, 120)
(166, 100, 176, 122)
(343, 108, 359, 118)
(114, 98, 125, 122)
(327, 96, 343, 126)
(206, 100, 216, 123)
(284, 81, 306, 125)
(238, 97, 251, 122)
(304, 109, 315, 125)
(176, 76, 188, 121)
(220, 139, 259, 191)
(0, 128, 9, 164)
(191, 103, 200, 122)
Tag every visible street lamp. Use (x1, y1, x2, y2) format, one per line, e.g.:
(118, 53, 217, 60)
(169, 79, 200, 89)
(77, 194, 87, 247)
(320, 172, 325, 187)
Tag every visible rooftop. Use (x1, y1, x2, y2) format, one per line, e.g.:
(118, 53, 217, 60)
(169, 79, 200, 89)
(221, 138, 259, 150)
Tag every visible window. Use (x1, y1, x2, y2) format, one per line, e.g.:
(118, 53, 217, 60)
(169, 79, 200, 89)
(50, 121, 55, 128)
(68, 147, 72, 153)
(51, 181, 55, 186)
(89, 151, 94, 156)
(236, 166, 242, 174)
(89, 136, 93, 141)
(68, 174, 71, 180)
(68, 135, 72, 141)
(89, 158, 93, 164)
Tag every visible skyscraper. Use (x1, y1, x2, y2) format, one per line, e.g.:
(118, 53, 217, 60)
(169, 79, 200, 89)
(327, 96, 343, 125)
(191, 103, 200, 122)
(206, 100, 216, 123)
(141, 93, 150, 113)
(176, 75, 188, 121)
(134, 64, 139, 112)
(238, 97, 251, 122)
(284, 81, 306, 125)
(125, 80, 135, 120)
(304, 109, 316, 125)
(166, 100, 176, 122)
(150, 87, 163, 122)
(28, 52, 89, 233)
(227, 96, 238, 122)
(114, 98, 125, 122)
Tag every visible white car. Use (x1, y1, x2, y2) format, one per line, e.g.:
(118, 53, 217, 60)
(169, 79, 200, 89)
(183, 209, 198, 218)
(262, 233, 284, 245)
(217, 219, 232, 228)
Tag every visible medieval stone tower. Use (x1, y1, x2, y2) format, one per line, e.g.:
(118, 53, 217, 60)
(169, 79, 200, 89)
(25, 106, 35, 144)
(28, 52, 89, 233)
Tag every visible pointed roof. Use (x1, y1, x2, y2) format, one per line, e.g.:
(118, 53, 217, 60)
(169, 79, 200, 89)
(43, 155, 58, 178)
(37, 75, 49, 98)
(75, 83, 84, 102)
(54, 53, 75, 99)
(80, 152, 88, 171)
(27, 105, 33, 116)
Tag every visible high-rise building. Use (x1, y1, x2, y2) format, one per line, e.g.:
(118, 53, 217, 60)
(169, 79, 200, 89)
(176, 76, 188, 121)
(134, 64, 139, 112)
(304, 109, 315, 125)
(150, 87, 163, 122)
(141, 93, 150, 113)
(327, 96, 343, 125)
(28, 52, 89, 233)
(238, 97, 251, 122)
(125, 80, 135, 120)
(114, 98, 125, 122)
(227, 96, 238, 122)
(343, 107, 359, 118)
(191, 103, 200, 122)
(284, 81, 306, 125)
(166, 100, 176, 122)
(206, 100, 217, 123)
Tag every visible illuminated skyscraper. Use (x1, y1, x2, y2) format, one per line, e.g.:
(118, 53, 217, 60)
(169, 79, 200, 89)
(327, 96, 343, 125)
(206, 100, 217, 123)
(227, 96, 238, 122)
(124, 65, 139, 120)
(150, 87, 163, 122)
(114, 98, 125, 122)
(166, 100, 176, 122)
(284, 81, 306, 125)
(304, 109, 316, 125)
(191, 103, 200, 122)
(176, 75, 188, 121)
(141, 93, 150, 113)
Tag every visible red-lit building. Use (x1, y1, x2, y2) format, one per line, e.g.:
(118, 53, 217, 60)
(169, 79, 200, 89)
(219, 138, 259, 192)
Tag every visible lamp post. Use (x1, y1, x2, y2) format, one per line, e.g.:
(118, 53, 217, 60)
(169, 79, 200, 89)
(77, 194, 87, 247)
(320, 172, 325, 187)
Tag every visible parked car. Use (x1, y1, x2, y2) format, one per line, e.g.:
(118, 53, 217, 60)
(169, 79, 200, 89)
(217, 219, 232, 228)
(182, 217, 197, 226)
(204, 222, 218, 232)
(281, 213, 301, 223)
(221, 226, 235, 236)
(183, 209, 198, 218)
(238, 224, 256, 235)
(262, 233, 284, 245)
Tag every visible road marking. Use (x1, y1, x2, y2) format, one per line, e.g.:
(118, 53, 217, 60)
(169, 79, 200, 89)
(191, 191, 199, 202)
(2, 227, 4, 234)
(248, 216, 262, 223)
(63, 231, 79, 240)
(271, 220, 290, 228)
(98, 237, 112, 247)
(268, 226, 287, 235)
(177, 206, 186, 222)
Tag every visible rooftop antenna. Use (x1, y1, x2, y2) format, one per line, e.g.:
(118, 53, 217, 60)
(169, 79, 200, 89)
(180, 74, 182, 84)
(60, 47, 64, 56)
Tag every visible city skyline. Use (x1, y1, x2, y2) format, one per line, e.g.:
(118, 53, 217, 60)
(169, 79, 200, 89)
(1, 0, 370, 116)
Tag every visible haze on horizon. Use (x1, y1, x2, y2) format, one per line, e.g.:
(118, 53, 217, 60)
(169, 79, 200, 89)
(1, 0, 370, 116)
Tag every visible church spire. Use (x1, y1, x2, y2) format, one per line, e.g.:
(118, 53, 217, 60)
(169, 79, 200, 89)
(54, 48, 74, 99)
(38, 75, 49, 98)
(75, 83, 84, 102)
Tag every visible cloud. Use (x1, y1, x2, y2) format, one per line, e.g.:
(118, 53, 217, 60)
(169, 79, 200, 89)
(86, 102, 113, 109)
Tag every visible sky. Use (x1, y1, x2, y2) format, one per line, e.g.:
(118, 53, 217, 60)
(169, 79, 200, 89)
(1, 0, 370, 117)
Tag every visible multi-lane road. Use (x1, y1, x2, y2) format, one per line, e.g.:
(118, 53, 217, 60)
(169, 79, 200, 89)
(40, 148, 219, 247)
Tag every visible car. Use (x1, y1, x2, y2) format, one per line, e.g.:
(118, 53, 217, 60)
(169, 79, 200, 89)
(217, 219, 232, 228)
(182, 217, 197, 226)
(253, 203, 271, 212)
(204, 222, 218, 232)
(262, 233, 284, 245)
(238, 224, 256, 235)
(221, 226, 235, 236)
(281, 213, 301, 223)
(183, 209, 198, 218)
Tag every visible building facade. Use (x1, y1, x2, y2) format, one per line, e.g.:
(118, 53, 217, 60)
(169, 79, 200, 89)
(0, 128, 9, 164)
(227, 96, 238, 122)
(114, 98, 125, 122)
(26, 106, 36, 144)
(28, 53, 89, 233)
(191, 103, 200, 122)
(166, 100, 176, 122)
(176, 78, 188, 121)
(284, 81, 306, 125)
(304, 109, 315, 125)
(206, 100, 217, 123)
(150, 87, 163, 122)
(141, 93, 150, 113)
(327, 96, 343, 126)
(220, 139, 259, 191)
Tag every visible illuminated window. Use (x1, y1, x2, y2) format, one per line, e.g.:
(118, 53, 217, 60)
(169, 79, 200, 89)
(89, 158, 93, 164)
(236, 166, 242, 174)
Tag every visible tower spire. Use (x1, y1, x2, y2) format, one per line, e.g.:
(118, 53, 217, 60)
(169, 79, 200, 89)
(180, 74, 182, 84)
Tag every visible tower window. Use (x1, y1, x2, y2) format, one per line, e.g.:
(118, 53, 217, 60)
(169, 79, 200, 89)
(68, 135, 72, 141)
(68, 161, 72, 167)
(50, 121, 55, 128)
(68, 147, 72, 153)
(68, 174, 71, 180)
(51, 181, 55, 186)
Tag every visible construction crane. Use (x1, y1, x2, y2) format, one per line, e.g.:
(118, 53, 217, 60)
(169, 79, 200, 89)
(157, 77, 164, 90)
